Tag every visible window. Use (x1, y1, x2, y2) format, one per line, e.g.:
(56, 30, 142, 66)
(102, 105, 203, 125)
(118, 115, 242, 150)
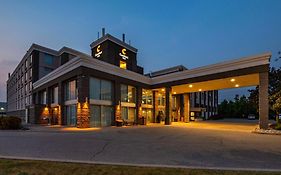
(29, 82, 32, 92)
(25, 84, 28, 93)
(121, 84, 136, 103)
(43, 67, 54, 75)
(101, 80, 112, 100)
(89, 78, 100, 100)
(142, 89, 153, 105)
(41, 91, 47, 104)
(121, 107, 136, 121)
(65, 80, 76, 101)
(25, 60, 28, 68)
(44, 54, 54, 65)
(65, 105, 76, 126)
(119, 60, 127, 69)
(89, 77, 112, 101)
(25, 96, 29, 105)
(25, 72, 28, 81)
(51, 86, 58, 104)
(29, 68, 32, 78)
(90, 105, 113, 127)
(157, 92, 166, 106)
(29, 95, 32, 104)
(30, 55, 32, 64)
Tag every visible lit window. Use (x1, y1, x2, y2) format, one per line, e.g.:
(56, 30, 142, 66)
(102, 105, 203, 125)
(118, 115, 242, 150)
(120, 60, 127, 69)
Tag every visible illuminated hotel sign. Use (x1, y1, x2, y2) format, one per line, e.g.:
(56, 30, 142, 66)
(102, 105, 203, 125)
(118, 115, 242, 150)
(119, 48, 129, 60)
(95, 45, 102, 58)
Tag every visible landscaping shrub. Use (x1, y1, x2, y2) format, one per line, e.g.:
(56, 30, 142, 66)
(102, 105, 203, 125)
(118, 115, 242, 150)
(0, 116, 21, 129)
(275, 124, 281, 130)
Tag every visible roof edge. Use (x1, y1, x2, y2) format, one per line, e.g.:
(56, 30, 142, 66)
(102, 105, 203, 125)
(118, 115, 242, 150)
(90, 34, 138, 53)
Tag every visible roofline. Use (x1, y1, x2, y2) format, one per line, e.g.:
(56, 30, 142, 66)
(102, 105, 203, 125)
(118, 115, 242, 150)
(8, 44, 59, 81)
(7, 44, 86, 82)
(150, 52, 271, 85)
(33, 52, 271, 89)
(33, 54, 151, 89)
(90, 34, 138, 53)
(145, 65, 188, 77)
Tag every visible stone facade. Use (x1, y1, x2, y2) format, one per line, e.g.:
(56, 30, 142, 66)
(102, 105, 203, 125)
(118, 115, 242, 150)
(259, 72, 269, 129)
(76, 102, 90, 128)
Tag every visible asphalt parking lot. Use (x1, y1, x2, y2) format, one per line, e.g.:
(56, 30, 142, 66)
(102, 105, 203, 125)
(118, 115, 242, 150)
(0, 119, 280, 170)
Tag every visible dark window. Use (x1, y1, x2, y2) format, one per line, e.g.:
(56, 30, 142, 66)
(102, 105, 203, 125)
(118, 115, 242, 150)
(43, 67, 54, 75)
(44, 54, 54, 65)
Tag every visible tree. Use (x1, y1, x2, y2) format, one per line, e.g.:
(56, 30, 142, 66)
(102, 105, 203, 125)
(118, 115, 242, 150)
(218, 95, 255, 118)
(271, 91, 281, 124)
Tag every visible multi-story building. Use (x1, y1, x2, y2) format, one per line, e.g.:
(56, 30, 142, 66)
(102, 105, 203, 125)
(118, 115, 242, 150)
(6, 29, 271, 129)
(6, 44, 81, 122)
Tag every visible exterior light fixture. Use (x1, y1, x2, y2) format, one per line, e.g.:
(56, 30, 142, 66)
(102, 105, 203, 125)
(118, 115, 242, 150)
(189, 84, 193, 88)
(235, 84, 239, 87)
(230, 78, 235, 82)
(173, 92, 177, 94)
(199, 89, 202, 92)
(161, 88, 165, 92)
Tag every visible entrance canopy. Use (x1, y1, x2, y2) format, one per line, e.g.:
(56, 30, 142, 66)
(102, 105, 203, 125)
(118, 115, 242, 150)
(171, 73, 259, 94)
(151, 53, 270, 88)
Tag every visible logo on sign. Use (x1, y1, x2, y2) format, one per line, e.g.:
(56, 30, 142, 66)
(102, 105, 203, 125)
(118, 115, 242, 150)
(95, 45, 102, 58)
(119, 48, 129, 60)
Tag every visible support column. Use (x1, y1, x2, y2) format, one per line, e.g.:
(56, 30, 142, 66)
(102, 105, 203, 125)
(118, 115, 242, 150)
(76, 75, 90, 128)
(153, 91, 159, 123)
(179, 94, 184, 122)
(136, 87, 143, 124)
(114, 81, 121, 123)
(259, 72, 269, 129)
(183, 93, 190, 122)
(58, 82, 63, 125)
(165, 87, 172, 125)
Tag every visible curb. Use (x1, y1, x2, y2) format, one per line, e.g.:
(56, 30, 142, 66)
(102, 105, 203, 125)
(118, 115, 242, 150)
(0, 155, 281, 172)
(252, 129, 281, 135)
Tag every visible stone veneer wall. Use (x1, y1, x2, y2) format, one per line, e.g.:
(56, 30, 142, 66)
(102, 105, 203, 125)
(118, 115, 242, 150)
(76, 102, 90, 128)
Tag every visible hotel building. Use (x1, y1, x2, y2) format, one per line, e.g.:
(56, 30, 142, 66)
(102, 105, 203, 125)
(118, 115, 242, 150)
(6, 29, 270, 129)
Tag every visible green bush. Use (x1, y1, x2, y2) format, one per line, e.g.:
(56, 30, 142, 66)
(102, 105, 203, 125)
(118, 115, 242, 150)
(0, 117, 22, 129)
(275, 124, 281, 130)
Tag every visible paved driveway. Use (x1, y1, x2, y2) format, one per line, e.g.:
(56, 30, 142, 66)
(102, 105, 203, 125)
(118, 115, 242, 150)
(0, 119, 280, 170)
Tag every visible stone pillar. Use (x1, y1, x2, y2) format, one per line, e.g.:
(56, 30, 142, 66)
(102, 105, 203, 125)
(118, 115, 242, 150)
(76, 75, 90, 128)
(259, 72, 269, 129)
(136, 87, 143, 124)
(153, 91, 159, 123)
(183, 93, 190, 122)
(77, 101, 90, 128)
(165, 87, 172, 125)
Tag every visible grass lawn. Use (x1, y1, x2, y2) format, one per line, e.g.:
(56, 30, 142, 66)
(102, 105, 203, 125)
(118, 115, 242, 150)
(0, 159, 280, 175)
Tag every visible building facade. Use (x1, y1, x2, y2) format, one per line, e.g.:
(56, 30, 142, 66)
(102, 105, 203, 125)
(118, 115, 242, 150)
(6, 30, 270, 129)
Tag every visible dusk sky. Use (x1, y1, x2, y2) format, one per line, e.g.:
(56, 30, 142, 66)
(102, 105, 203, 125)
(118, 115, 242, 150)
(1, 0, 281, 102)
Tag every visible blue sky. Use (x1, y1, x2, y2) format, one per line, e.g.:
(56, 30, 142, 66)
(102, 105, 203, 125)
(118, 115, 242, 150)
(0, 0, 281, 102)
